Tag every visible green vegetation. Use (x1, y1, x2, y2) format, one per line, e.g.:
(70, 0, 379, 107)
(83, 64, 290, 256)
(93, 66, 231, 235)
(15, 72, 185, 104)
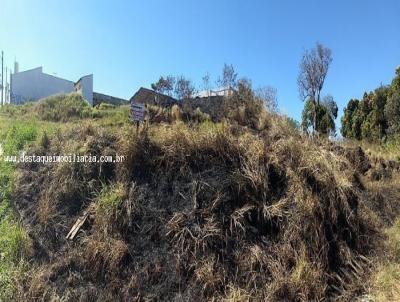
(341, 67, 400, 143)
(0, 123, 37, 301)
(1, 93, 93, 123)
(33, 93, 92, 122)
(298, 43, 337, 135)
(95, 183, 127, 216)
(301, 95, 338, 135)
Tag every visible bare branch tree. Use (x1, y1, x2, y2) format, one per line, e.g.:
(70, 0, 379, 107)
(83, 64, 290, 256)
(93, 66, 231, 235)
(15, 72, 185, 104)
(255, 86, 278, 113)
(298, 42, 332, 133)
(218, 63, 237, 94)
(164, 75, 175, 96)
(202, 72, 211, 97)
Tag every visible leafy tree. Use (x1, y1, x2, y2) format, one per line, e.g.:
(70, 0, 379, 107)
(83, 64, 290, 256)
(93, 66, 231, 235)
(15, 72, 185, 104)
(384, 67, 400, 135)
(341, 83, 395, 142)
(286, 117, 300, 130)
(298, 42, 333, 134)
(151, 76, 175, 96)
(341, 99, 359, 138)
(174, 76, 195, 100)
(223, 77, 264, 128)
(237, 78, 253, 98)
(371, 86, 389, 139)
(391, 67, 400, 93)
(385, 91, 400, 134)
(322, 95, 338, 120)
(351, 108, 363, 140)
(302, 98, 337, 136)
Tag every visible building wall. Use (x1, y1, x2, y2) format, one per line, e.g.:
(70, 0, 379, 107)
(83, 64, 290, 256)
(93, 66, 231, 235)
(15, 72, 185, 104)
(75, 75, 93, 105)
(93, 92, 127, 106)
(130, 87, 179, 108)
(11, 67, 75, 104)
(189, 96, 225, 121)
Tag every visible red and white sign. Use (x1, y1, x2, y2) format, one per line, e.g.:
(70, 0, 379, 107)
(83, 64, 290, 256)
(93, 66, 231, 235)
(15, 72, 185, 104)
(130, 103, 145, 122)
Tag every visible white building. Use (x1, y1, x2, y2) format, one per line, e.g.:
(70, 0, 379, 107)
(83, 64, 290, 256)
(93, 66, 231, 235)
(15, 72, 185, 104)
(194, 87, 234, 98)
(10, 67, 93, 105)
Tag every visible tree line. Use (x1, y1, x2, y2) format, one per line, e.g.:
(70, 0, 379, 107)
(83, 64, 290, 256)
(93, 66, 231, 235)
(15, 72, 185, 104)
(341, 67, 400, 142)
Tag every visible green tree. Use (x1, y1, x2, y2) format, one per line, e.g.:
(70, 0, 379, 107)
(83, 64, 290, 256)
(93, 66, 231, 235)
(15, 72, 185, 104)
(151, 76, 175, 96)
(371, 86, 389, 139)
(298, 42, 333, 134)
(351, 107, 364, 140)
(174, 76, 195, 100)
(385, 91, 400, 134)
(302, 98, 337, 136)
(223, 78, 264, 128)
(341, 99, 359, 138)
(391, 67, 400, 93)
(322, 95, 338, 120)
(286, 117, 300, 130)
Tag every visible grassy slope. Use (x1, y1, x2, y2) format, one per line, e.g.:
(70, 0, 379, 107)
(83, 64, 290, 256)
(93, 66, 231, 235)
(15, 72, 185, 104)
(0, 118, 37, 300)
(337, 139, 400, 301)
(366, 174, 400, 301)
(0, 98, 130, 300)
(1, 95, 400, 301)
(370, 217, 400, 301)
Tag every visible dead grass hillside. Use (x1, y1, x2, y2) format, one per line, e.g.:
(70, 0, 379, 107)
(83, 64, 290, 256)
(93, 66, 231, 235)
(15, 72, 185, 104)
(7, 105, 400, 301)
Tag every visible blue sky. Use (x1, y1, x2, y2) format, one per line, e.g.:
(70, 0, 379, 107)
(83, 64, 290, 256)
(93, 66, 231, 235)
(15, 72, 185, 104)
(1, 0, 399, 124)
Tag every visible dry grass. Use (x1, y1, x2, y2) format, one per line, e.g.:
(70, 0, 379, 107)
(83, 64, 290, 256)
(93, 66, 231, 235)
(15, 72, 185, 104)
(7, 105, 400, 301)
(84, 237, 130, 279)
(369, 218, 400, 301)
(342, 138, 400, 162)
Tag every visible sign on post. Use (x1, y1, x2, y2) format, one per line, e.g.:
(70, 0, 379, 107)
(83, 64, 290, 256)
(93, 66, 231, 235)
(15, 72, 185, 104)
(130, 103, 145, 122)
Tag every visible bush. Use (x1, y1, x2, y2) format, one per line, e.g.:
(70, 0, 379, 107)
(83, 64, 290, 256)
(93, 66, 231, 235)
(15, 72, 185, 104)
(97, 103, 115, 110)
(33, 93, 92, 122)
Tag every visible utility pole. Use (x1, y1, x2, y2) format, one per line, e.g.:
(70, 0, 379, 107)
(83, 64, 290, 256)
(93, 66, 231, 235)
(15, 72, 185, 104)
(4, 66, 11, 104)
(1, 51, 3, 106)
(5, 67, 7, 104)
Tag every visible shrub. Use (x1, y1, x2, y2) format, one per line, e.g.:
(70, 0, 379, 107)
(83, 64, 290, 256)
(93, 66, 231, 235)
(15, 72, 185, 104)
(98, 103, 115, 110)
(33, 93, 92, 122)
(171, 104, 182, 121)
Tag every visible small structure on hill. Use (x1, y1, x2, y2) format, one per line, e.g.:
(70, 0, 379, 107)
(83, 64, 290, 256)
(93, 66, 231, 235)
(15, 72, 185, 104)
(130, 87, 179, 108)
(130, 87, 232, 121)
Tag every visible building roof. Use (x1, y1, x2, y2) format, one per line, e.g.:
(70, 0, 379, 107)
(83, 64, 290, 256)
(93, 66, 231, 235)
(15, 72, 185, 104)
(13, 66, 75, 84)
(130, 87, 179, 107)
